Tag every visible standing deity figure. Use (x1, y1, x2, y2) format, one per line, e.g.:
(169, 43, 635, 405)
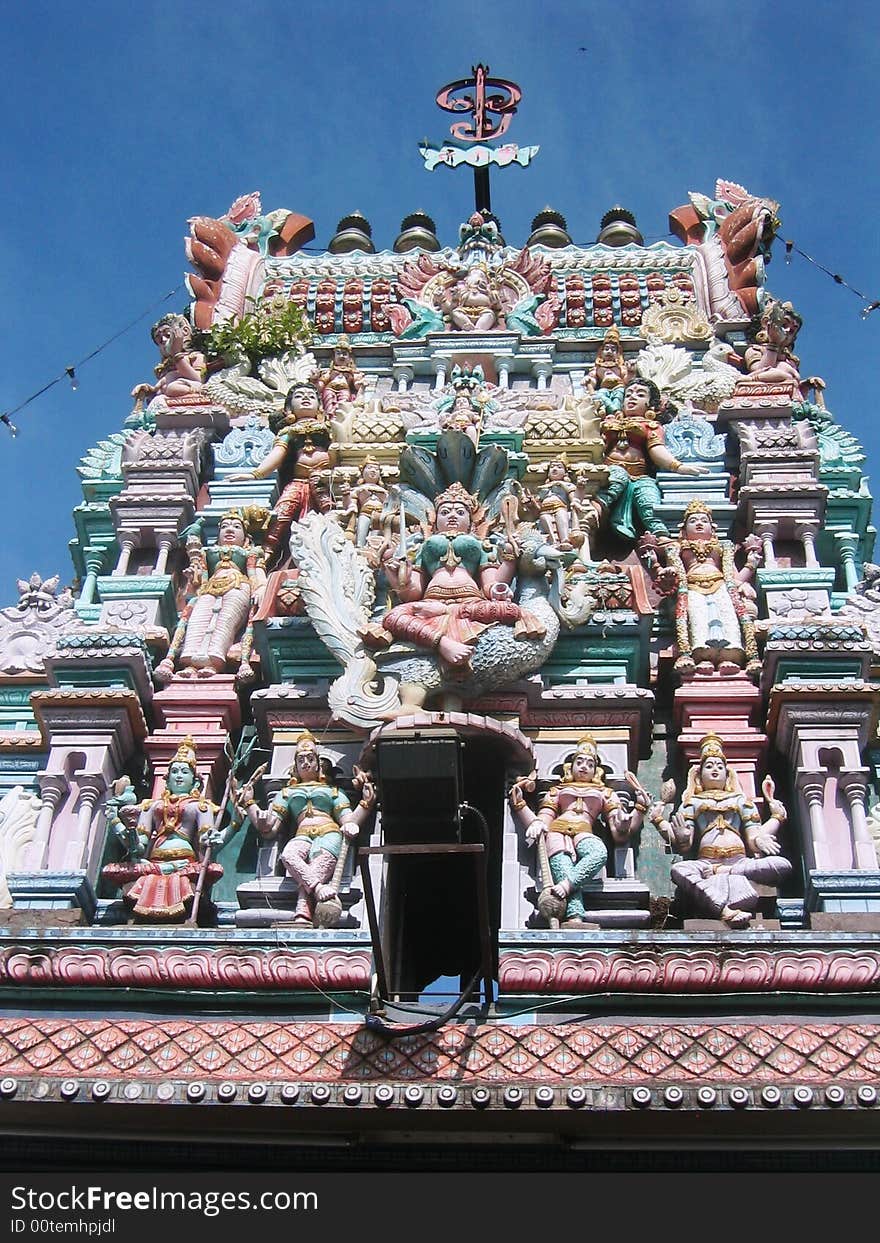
(536, 456, 577, 551)
(650, 734, 791, 928)
(591, 378, 707, 544)
(741, 298, 803, 387)
(317, 335, 366, 414)
(155, 508, 268, 686)
(641, 500, 762, 677)
(102, 737, 226, 923)
(585, 327, 631, 413)
(131, 313, 207, 404)
(229, 381, 336, 562)
(360, 482, 546, 675)
(236, 732, 376, 928)
(349, 457, 390, 548)
(509, 736, 651, 928)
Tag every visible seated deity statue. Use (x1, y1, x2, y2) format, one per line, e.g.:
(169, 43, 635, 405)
(102, 737, 226, 923)
(650, 733, 792, 928)
(509, 736, 651, 928)
(235, 731, 375, 928)
(359, 482, 546, 675)
(131, 313, 207, 404)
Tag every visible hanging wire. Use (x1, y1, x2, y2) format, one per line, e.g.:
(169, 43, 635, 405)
(0, 283, 185, 437)
(784, 239, 879, 318)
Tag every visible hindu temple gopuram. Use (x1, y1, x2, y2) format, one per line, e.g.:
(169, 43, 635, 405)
(2, 69, 880, 1169)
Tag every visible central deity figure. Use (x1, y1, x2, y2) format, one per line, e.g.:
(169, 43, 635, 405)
(361, 482, 545, 674)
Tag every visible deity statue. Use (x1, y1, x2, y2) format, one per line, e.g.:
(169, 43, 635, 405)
(349, 457, 390, 548)
(155, 507, 268, 686)
(235, 731, 376, 928)
(591, 378, 707, 544)
(509, 736, 651, 928)
(102, 737, 227, 923)
(741, 297, 803, 387)
(131, 313, 207, 404)
(651, 734, 791, 928)
(641, 500, 762, 677)
(536, 456, 577, 551)
(438, 265, 503, 331)
(435, 365, 495, 446)
(229, 381, 336, 562)
(585, 327, 631, 413)
(317, 335, 366, 414)
(360, 481, 546, 677)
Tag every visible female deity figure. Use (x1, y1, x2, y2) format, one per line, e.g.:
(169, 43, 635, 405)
(536, 456, 576, 551)
(641, 499, 762, 677)
(360, 482, 546, 675)
(102, 737, 225, 923)
(236, 731, 376, 928)
(509, 736, 651, 928)
(229, 381, 337, 562)
(317, 335, 366, 414)
(155, 508, 268, 686)
(131, 313, 207, 404)
(650, 733, 791, 928)
(584, 326, 630, 413)
(591, 377, 707, 544)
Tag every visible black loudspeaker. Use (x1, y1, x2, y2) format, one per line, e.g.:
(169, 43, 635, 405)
(375, 729, 463, 844)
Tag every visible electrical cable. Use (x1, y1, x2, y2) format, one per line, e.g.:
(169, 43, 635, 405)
(0, 284, 184, 435)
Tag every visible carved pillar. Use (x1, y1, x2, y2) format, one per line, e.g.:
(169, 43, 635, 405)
(392, 364, 413, 393)
(838, 771, 879, 870)
(835, 531, 860, 593)
(113, 536, 137, 577)
(533, 362, 552, 392)
(796, 521, 820, 570)
(79, 547, 107, 607)
(756, 522, 778, 570)
(795, 771, 834, 870)
(569, 369, 586, 398)
(434, 359, 448, 391)
(153, 535, 175, 577)
(496, 357, 513, 389)
(67, 774, 107, 873)
(20, 774, 69, 871)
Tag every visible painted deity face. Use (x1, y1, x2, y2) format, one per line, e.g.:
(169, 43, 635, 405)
(435, 501, 472, 534)
(218, 518, 247, 546)
(294, 743, 321, 782)
(623, 383, 653, 417)
(166, 761, 197, 796)
(362, 463, 381, 484)
(683, 511, 714, 540)
(548, 461, 568, 481)
(571, 750, 598, 781)
(700, 756, 728, 790)
(286, 385, 320, 417)
(153, 317, 191, 359)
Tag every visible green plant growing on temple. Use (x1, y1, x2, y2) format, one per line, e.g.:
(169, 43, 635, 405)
(195, 296, 313, 367)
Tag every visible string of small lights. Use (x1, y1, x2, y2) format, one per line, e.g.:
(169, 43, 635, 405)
(784, 239, 880, 318)
(0, 284, 184, 437)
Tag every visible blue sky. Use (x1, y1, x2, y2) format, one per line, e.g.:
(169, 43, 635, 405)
(1, 0, 878, 592)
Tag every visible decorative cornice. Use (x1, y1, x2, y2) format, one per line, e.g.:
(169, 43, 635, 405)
(0, 940, 371, 993)
(496, 945, 880, 994)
